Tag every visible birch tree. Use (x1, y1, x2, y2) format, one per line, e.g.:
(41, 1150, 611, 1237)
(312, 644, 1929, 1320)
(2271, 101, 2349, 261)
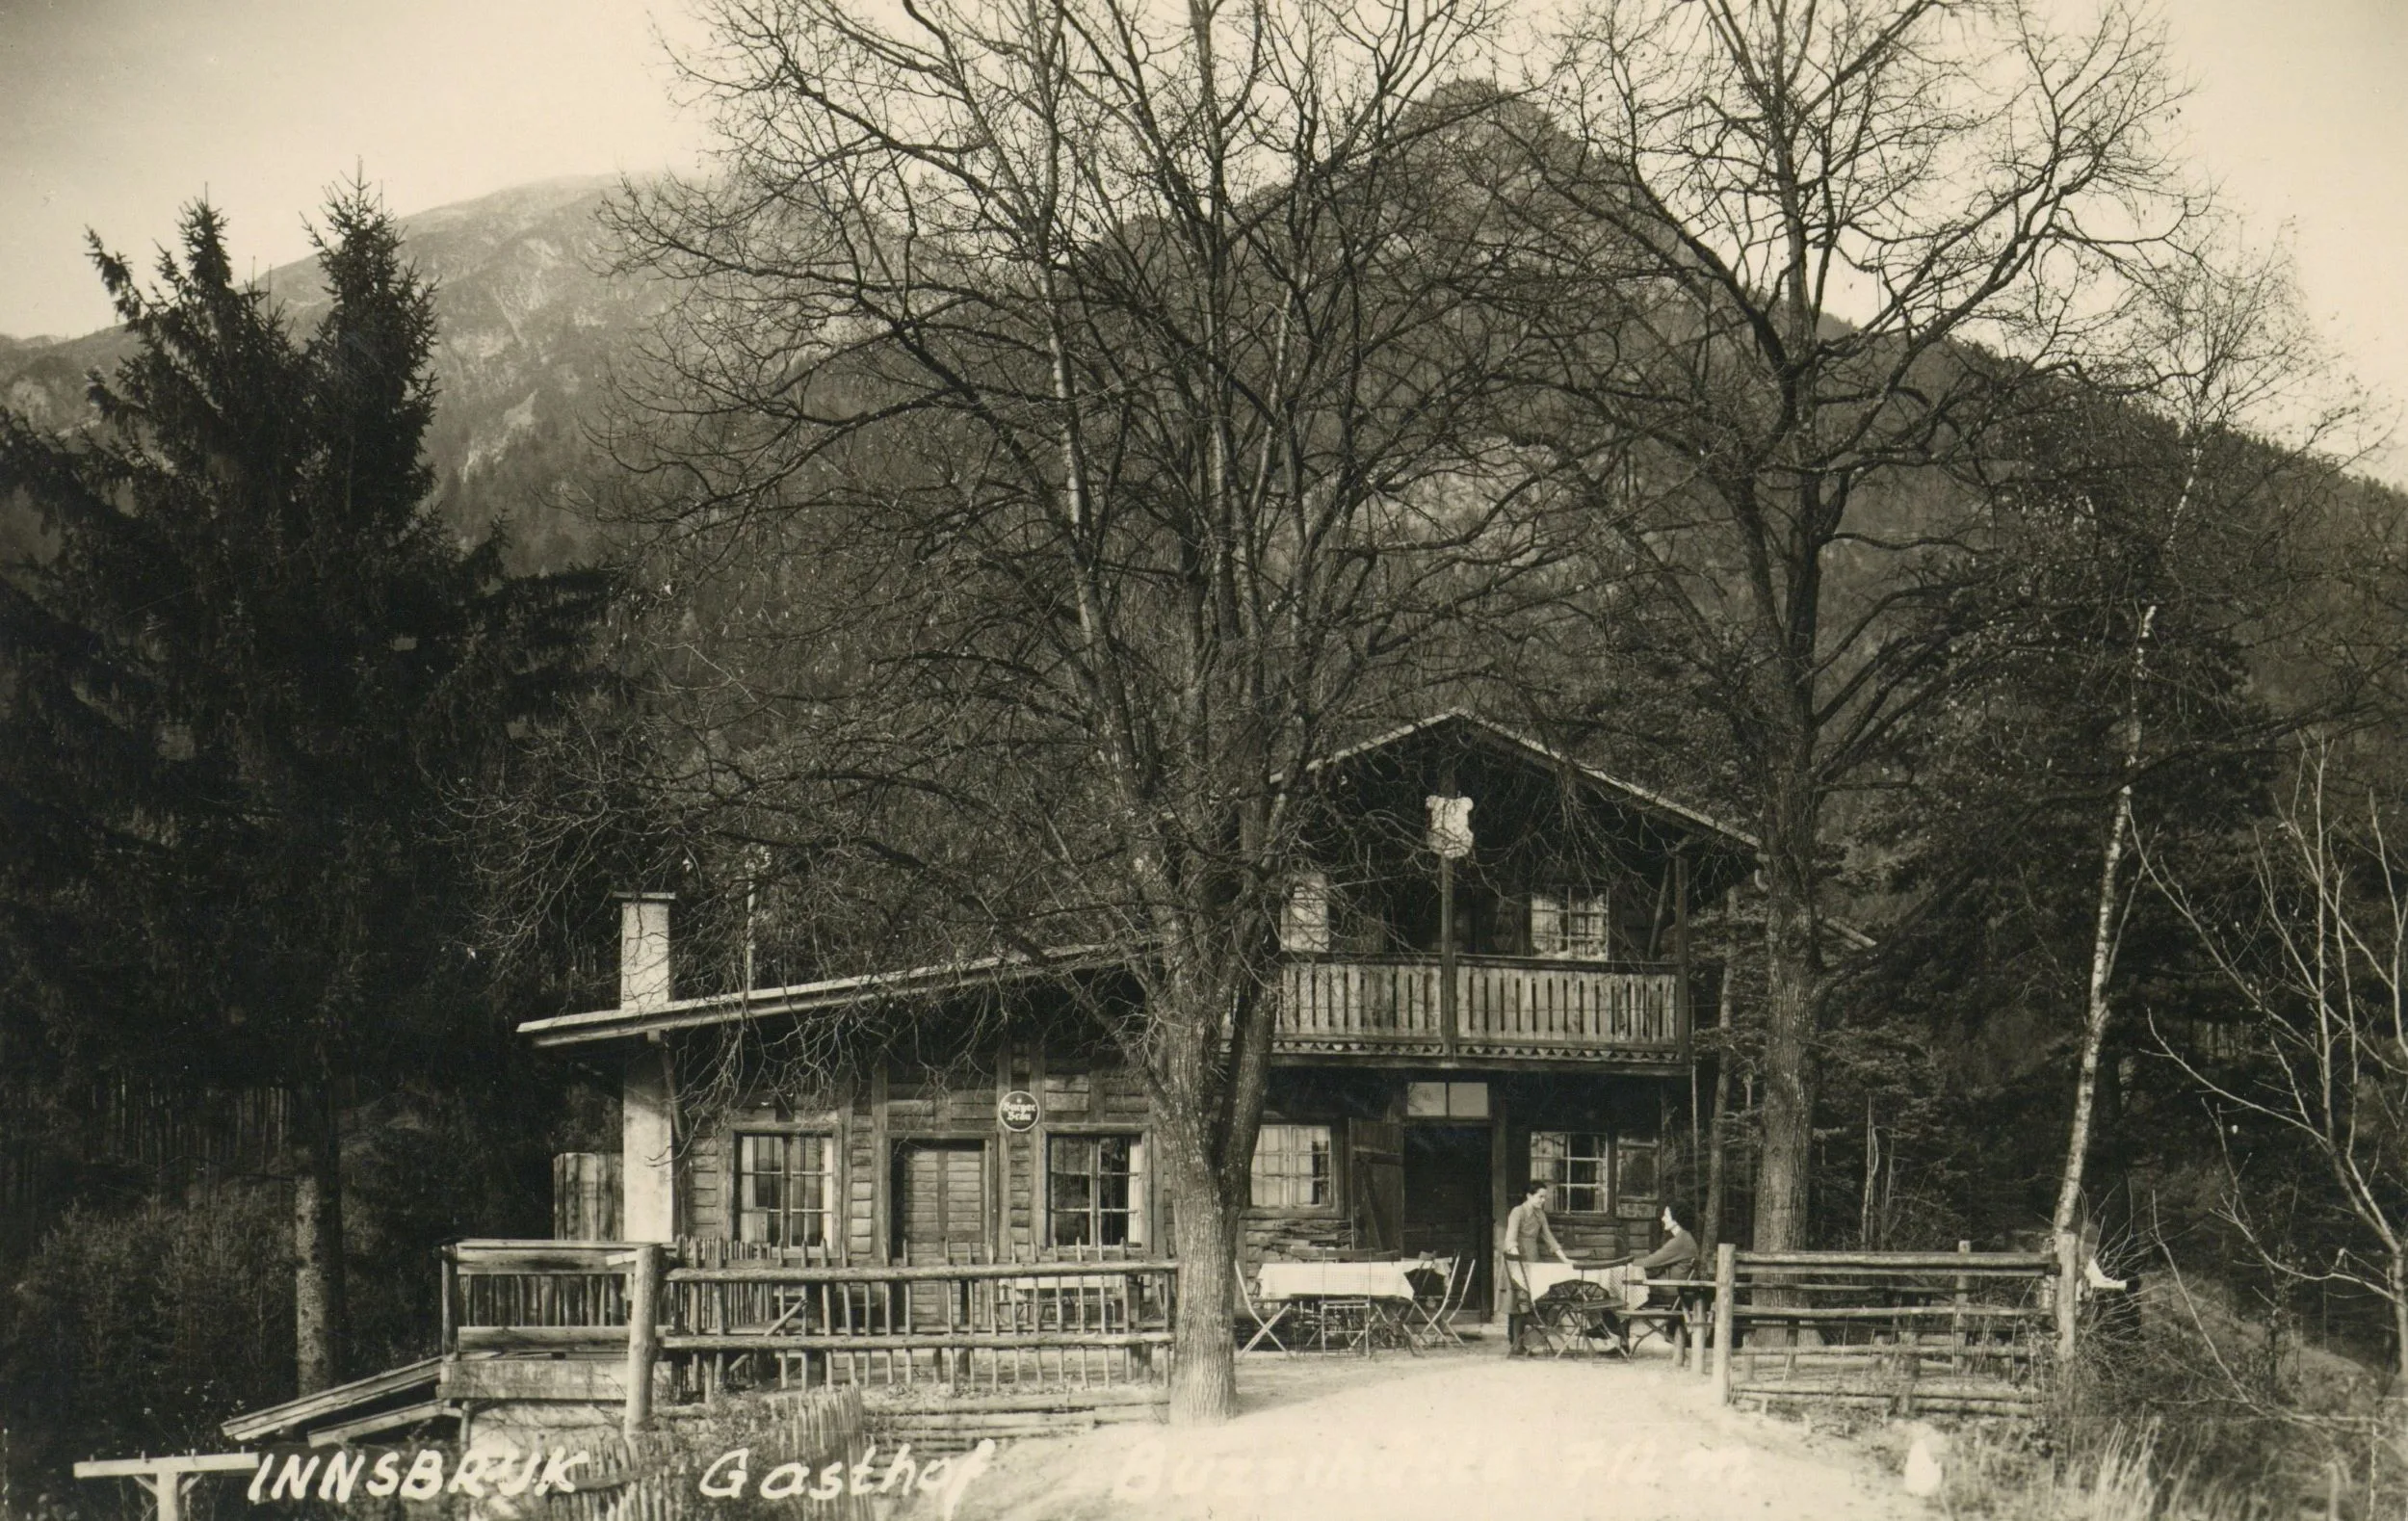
(2050, 240, 2357, 1257)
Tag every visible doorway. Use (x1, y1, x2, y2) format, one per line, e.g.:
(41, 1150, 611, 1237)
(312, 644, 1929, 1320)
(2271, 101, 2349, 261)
(892, 1140, 988, 1263)
(1403, 1125, 1492, 1312)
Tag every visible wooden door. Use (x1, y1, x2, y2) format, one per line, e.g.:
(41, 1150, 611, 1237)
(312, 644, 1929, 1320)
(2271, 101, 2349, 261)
(893, 1141, 989, 1263)
(1348, 1119, 1405, 1254)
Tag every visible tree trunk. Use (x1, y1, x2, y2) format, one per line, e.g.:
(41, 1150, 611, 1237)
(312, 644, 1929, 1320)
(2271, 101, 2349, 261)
(1702, 911, 1737, 1257)
(1752, 814, 1819, 1254)
(2053, 606, 2156, 1244)
(293, 1084, 346, 1394)
(1165, 1148, 1238, 1425)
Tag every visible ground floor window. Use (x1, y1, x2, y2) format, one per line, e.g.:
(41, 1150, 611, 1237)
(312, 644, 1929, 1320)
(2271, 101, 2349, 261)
(1049, 1133, 1146, 1247)
(735, 1132, 836, 1247)
(1614, 1139, 1660, 1208)
(1530, 1130, 1611, 1215)
(1250, 1123, 1332, 1209)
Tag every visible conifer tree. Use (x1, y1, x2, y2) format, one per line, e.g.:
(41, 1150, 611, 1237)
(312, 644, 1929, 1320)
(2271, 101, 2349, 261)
(0, 186, 609, 1392)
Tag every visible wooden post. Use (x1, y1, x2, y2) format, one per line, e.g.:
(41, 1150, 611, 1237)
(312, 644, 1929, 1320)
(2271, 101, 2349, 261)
(1953, 1239, 1971, 1376)
(625, 1242, 663, 1435)
(2055, 1228, 2081, 1373)
(1439, 852, 1459, 1059)
(1712, 1243, 1737, 1404)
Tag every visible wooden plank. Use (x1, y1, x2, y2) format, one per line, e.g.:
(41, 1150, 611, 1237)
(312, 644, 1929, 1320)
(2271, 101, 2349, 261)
(75, 1456, 259, 1480)
(1730, 1305, 2042, 1322)
(668, 1260, 1175, 1284)
(665, 1330, 1172, 1352)
(1738, 1250, 2055, 1271)
(306, 1401, 458, 1448)
(454, 1325, 626, 1351)
(443, 1358, 629, 1402)
(222, 1355, 445, 1442)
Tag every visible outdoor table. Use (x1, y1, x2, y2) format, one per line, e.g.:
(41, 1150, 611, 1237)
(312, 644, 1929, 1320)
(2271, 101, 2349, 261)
(1520, 1260, 1650, 1310)
(1255, 1258, 1435, 1352)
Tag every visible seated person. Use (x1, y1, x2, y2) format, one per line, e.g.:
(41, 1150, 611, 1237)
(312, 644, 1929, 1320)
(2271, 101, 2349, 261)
(1590, 1205, 1702, 1351)
(1630, 1204, 1701, 1297)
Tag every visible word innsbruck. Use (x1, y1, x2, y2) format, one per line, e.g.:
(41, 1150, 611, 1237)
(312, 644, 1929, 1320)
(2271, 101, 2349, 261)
(240, 1440, 995, 1508)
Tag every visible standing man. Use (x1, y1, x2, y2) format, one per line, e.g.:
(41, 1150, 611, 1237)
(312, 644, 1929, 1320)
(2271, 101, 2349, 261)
(1503, 1182, 1575, 1355)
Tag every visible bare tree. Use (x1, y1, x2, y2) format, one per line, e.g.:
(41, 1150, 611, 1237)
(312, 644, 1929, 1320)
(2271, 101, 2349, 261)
(607, 0, 1543, 1421)
(2152, 744, 2408, 1387)
(1484, 0, 2192, 1249)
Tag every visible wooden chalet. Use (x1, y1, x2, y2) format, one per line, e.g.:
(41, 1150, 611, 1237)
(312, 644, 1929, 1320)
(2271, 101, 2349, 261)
(523, 711, 1753, 1317)
(220, 711, 1760, 1446)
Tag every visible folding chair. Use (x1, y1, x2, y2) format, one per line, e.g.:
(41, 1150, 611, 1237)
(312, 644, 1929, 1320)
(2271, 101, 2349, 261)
(1236, 1267, 1294, 1356)
(1408, 1255, 1471, 1349)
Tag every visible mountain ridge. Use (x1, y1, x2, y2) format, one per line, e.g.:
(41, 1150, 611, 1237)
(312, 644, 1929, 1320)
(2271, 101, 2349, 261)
(1, 174, 655, 569)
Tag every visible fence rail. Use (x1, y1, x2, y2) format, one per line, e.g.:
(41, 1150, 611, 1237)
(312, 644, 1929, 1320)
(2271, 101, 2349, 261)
(1276, 956, 1686, 1060)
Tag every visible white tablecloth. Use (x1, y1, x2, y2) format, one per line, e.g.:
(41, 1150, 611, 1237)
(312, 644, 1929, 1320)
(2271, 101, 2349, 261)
(1256, 1259, 1432, 1301)
(1514, 1261, 1649, 1310)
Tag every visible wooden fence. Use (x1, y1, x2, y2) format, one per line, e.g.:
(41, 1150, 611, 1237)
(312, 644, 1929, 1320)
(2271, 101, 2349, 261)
(443, 1241, 1176, 1420)
(1707, 1243, 2063, 1416)
(546, 1387, 875, 1521)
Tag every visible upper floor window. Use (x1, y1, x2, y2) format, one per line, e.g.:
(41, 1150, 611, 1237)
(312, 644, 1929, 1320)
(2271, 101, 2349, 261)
(1049, 1134, 1146, 1247)
(1250, 1123, 1332, 1209)
(1530, 1130, 1610, 1215)
(1280, 872, 1331, 953)
(1531, 892, 1610, 959)
(735, 1132, 836, 1247)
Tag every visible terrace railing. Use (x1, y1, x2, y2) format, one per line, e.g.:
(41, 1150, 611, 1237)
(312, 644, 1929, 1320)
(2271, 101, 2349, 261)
(442, 1241, 1176, 1419)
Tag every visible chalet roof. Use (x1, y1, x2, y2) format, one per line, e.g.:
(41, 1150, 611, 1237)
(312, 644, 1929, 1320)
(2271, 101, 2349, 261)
(1304, 709, 1757, 852)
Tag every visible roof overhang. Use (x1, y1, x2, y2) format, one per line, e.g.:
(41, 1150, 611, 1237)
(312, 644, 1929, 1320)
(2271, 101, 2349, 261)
(516, 943, 1128, 1049)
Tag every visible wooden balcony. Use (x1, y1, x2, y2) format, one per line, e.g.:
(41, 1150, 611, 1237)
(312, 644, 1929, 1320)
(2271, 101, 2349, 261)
(1274, 955, 1688, 1064)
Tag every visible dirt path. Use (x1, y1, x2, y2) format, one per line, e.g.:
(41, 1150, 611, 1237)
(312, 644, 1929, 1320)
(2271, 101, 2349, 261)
(949, 1343, 1924, 1521)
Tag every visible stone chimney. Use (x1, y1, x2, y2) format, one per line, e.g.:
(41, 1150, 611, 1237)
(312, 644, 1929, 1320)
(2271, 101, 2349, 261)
(618, 892, 676, 1010)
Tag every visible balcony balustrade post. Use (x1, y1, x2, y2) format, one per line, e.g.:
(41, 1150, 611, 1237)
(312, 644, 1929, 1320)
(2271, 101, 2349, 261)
(1439, 856, 1459, 1058)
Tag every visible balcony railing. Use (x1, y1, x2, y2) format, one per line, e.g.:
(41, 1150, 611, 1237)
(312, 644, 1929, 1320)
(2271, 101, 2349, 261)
(1275, 955, 1687, 1062)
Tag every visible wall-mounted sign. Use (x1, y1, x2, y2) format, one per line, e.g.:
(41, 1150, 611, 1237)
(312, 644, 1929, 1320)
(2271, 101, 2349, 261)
(1425, 795, 1475, 859)
(997, 1090, 1040, 1131)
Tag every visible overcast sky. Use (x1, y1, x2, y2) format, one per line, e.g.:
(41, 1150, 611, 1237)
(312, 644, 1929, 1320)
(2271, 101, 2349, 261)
(2, 0, 2403, 473)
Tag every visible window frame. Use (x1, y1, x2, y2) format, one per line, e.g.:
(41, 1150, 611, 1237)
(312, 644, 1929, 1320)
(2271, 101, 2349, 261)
(1045, 1130, 1149, 1250)
(1247, 1122, 1337, 1214)
(731, 1129, 840, 1249)
(1530, 891, 1612, 960)
(1529, 1129, 1613, 1218)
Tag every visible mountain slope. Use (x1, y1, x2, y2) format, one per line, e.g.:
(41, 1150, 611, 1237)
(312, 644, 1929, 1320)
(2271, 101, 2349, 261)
(1, 175, 656, 569)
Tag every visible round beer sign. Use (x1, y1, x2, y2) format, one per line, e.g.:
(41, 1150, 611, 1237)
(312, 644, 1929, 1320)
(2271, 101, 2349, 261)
(997, 1089, 1040, 1131)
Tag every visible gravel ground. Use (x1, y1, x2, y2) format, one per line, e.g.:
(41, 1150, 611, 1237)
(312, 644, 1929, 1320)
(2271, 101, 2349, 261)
(944, 1339, 1926, 1521)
